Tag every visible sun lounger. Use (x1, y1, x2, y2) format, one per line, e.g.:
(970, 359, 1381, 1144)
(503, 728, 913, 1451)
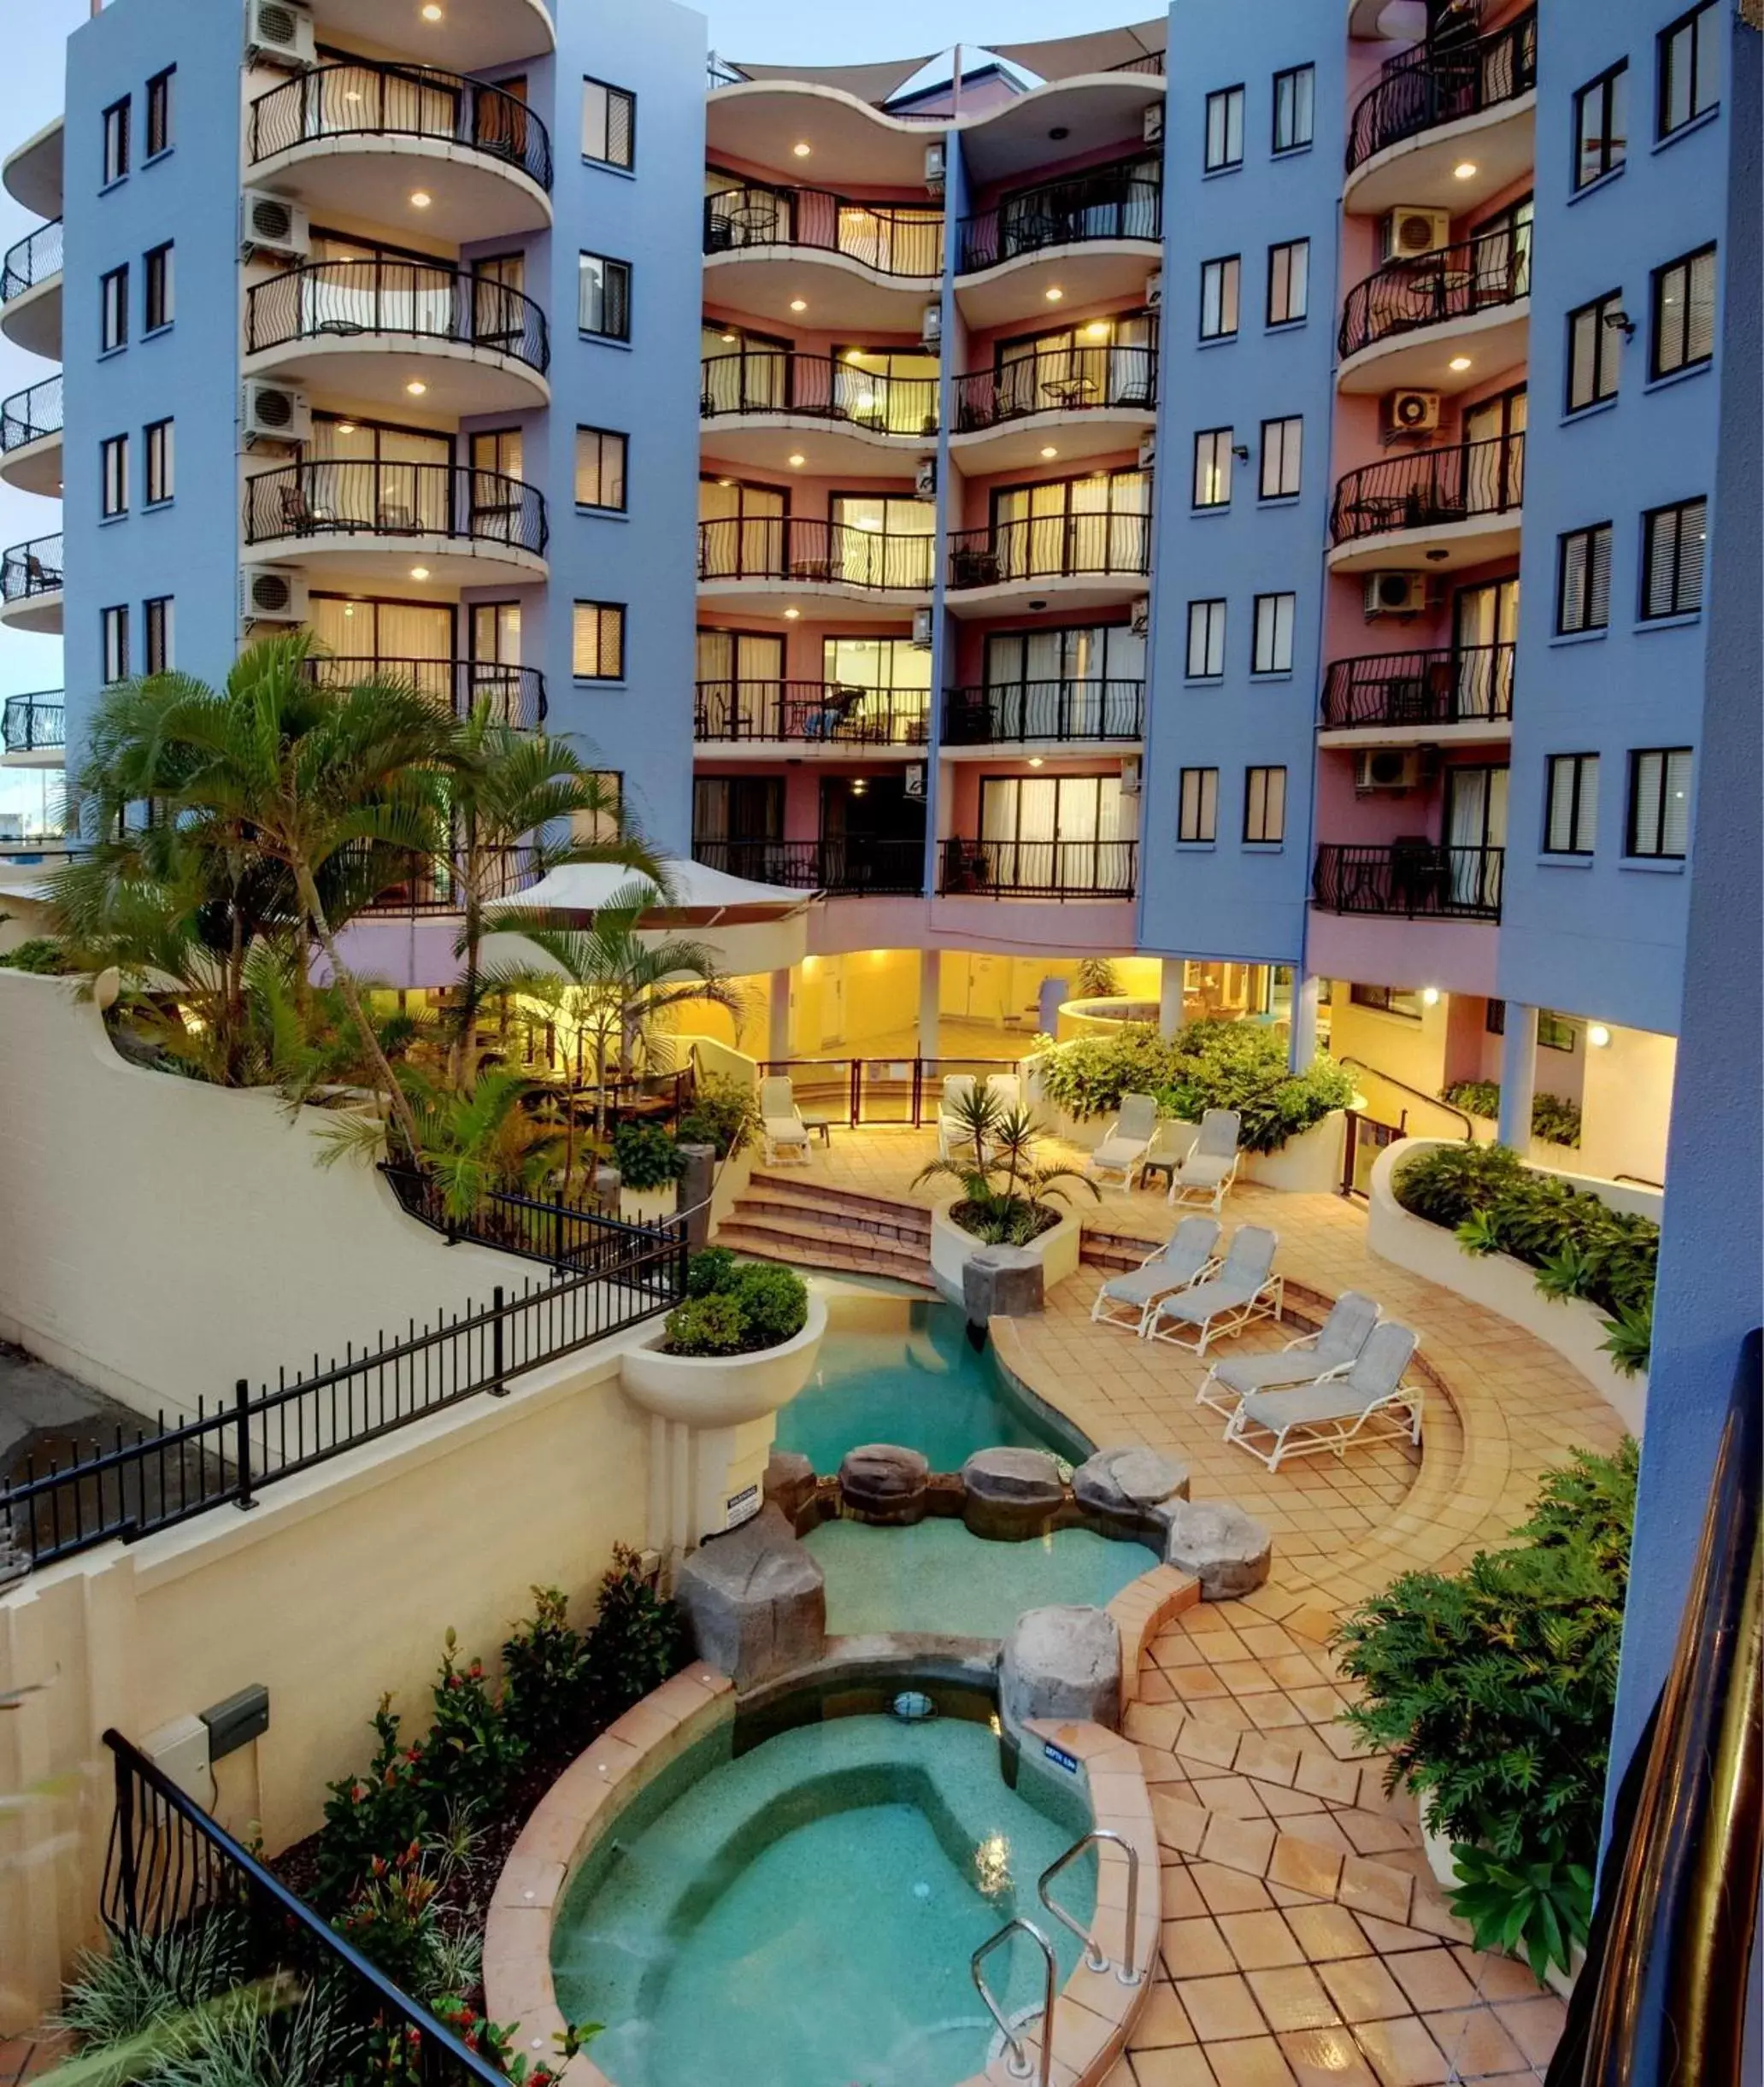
(1167, 1108, 1243, 1214)
(1196, 1290, 1381, 1419)
(1086, 1092, 1159, 1187)
(760, 1076, 811, 1165)
(1222, 1321, 1423, 1470)
(1145, 1224, 1282, 1356)
(1089, 1216, 1222, 1336)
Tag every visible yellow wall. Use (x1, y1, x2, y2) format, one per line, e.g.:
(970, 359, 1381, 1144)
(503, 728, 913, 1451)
(1581, 1025, 1677, 1185)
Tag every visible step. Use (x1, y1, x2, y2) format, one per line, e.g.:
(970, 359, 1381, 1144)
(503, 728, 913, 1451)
(1080, 1225, 1165, 1271)
(746, 1173, 934, 1228)
(736, 1190, 932, 1246)
(715, 1221, 936, 1289)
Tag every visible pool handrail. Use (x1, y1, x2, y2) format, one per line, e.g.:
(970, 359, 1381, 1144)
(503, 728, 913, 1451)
(972, 1915, 1057, 2084)
(1039, 1827, 1144, 1986)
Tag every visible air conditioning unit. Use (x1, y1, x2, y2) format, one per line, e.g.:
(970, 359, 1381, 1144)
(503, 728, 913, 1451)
(903, 762, 927, 801)
(1144, 268, 1162, 309)
(1385, 388, 1441, 435)
(1120, 754, 1143, 797)
(1380, 205, 1451, 262)
(920, 302, 943, 350)
(1129, 597, 1150, 638)
(1363, 570, 1429, 616)
(245, 0, 316, 69)
(243, 379, 311, 446)
(240, 187, 310, 260)
(914, 456, 937, 501)
(1142, 102, 1165, 144)
(923, 142, 946, 191)
(911, 607, 934, 650)
(240, 563, 309, 626)
(1355, 747, 1427, 793)
(1136, 433, 1156, 469)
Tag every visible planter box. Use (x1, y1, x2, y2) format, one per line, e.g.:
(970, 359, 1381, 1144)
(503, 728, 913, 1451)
(1422, 1817, 1582, 1999)
(1242, 1111, 1345, 1194)
(620, 1290, 827, 1430)
(929, 1200, 1085, 1305)
(619, 1185, 679, 1226)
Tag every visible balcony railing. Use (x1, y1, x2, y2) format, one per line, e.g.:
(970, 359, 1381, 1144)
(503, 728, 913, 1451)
(1339, 232, 1532, 361)
(703, 183, 944, 277)
(309, 656, 547, 728)
(1, 217, 62, 303)
(959, 165, 1161, 274)
(944, 679, 1145, 744)
(940, 836, 1138, 898)
(356, 843, 542, 917)
(3, 692, 64, 754)
(948, 512, 1150, 589)
(0, 373, 62, 452)
(700, 350, 938, 435)
(244, 461, 548, 557)
(1, 532, 62, 604)
(1329, 432, 1524, 546)
(247, 259, 550, 376)
(694, 679, 929, 745)
(692, 836, 926, 896)
(249, 60, 553, 190)
(697, 515, 934, 591)
(954, 345, 1157, 431)
(1320, 645, 1514, 730)
(1108, 51, 1167, 76)
(1313, 841, 1504, 920)
(1346, 6, 1538, 173)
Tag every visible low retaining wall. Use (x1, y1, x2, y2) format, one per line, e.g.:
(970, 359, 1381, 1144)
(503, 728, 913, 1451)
(929, 1198, 1085, 1302)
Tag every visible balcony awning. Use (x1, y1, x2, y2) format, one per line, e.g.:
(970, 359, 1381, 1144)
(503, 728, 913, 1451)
(485, 857, 815, 978)
(720, 55, 938, 106)
(982, 19, 1167, 83)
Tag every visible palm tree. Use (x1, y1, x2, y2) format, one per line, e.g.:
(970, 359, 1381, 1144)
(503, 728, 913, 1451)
(913, 1088, 1099, 1246)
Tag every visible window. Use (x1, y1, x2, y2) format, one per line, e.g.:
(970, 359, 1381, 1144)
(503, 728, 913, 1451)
(1641, 497, 1707, 619)
(573, 601, 626, 679)
(1626, 747, 1692, 857)
(1350, 983, 1423, 1020)
(1544, 753, 1599, 854)
(144, 596, 173, 676)
(1573, 62, 1627, 189)
(144, 242, 173, 332)
(102, 605, 130, 684)
(581, 78, 635, 168)
(144, 418, 173, 505)
(573, 773, 624, 845)
(1658, 3, 1720, 138)
(1199, 256, 1240, 341)
(1556, 522, 1612, 633)
(1266, 239, 1308, 326)
(1566, 291, 1624, 411)
(578, 252, 632, 340)
(1179, 767, 1219, 843)
(574, 426, 628, 511)
(100, 265, 129, 352)
(102, 97, 129, 185)
(145, 68, 173, 158)
(1186, 599, 1226, 679)
(1204, 86, 1244, 172)
(101, 434, 128, 519)
(1244, 767, 1286, 844)
(1260, 415, 1302, 499)
(1650, 244, 1716, 379)
(1192, 428, 1233, 509)
(1251, 591, 1296, 674)
(1272, 65, 1314, 153)
(1484, 1001, 1577, 1050)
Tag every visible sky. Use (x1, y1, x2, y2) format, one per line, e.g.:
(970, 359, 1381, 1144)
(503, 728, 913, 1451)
(0, 0, 1159, 826)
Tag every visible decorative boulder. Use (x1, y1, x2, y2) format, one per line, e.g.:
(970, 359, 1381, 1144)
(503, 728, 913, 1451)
(961, 1246, 1045, 1328)
(675, 1505, 826, 1689)
(1000, 1604, 1122, 1732)
(962, 1446, 1066, 1540)
(1073, 1446, 1191, 1520)
(1161, 1500, 1273, 1600)
(838, 1443, 931, 1525)
(763, 1449, 817, 1525)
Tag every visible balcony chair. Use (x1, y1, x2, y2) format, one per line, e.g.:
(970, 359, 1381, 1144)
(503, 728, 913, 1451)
(1085, 1092, 1160, 1186)
(1145, 1223, 1283, 1356)
(985, 1073, 1023, 1117)
(951, 544, 1001, 589)
(1167, 1108, 1244, 1214)
(1090, 1215, 1221, 1337)
(759, 1077, 812, 1166)
(1196, 1290, 1382, 1420)
(1220, 1320, 1423, 1471)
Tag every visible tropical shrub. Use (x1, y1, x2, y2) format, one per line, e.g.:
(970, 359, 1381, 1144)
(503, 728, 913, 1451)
(610, 1120, 685, 1193)
(1073, 956, 1121, 999)
(916, 1085, 1101, 1246)
(676, 1073, 760, 1159)
(0, 936, 75, 974)
(1442, 1080, 1584, 1149)
(662, 1252, 808, 1355)
(1030, 1023, 1181, 1119)
(500, 1586, 591, 1751)
(585, 1542, 685, 1719)
(422, 1631, 526, 1820)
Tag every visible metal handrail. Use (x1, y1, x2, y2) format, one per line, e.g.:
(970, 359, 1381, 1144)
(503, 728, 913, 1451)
(954, 345, 1158, 431)
(307, 655, 547, 727)
(1339, 230, 1532, 361)
(941, 835, 1138, 899)
(1346, 6, 1538, 173)
(972, 1917, 1056, 2086)
(1313, 842, 1504, 922)
(1338, 1055, 1472, 1140)
(693, 679, 930, 744)
(944, 679, 1145, 744)
(247, 257, 550, 375)
(350, 841, 542, 917)
(700, 350, 938, 434)
(249, 59, 553, 190)
(948, 512, 1151, 588)
(0, 372, 62, 451)
(960, 162, 1161, 273)
(0, 532, 63, 603)
(1329, 432, 1525, 546)
(1038, 1829, 1142, 1986)
(2, 692, 64, 754)
(703, 180, 944, 276)
(691, 835, 926, 895)
(244, 461, 549, 557)
(1320, 644, 1514, 729)
(697, 514, 935, 591)
(0, 216, 62, 302)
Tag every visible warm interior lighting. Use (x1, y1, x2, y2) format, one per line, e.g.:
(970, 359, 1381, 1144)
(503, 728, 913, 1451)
(1588, 1023, 1612, 1048)
(856, 516, 880, 529)
(1453, 161, 1478, 179)
(716, 476, 734, 487)
(1039, 444, 1058, 458)
(720, 331, 737, 343)
(784, 606, 801, 619)
(1448, 356, 1473, 372)
(420, 3, 444, 19)
(850, 779, 868, 795)
(792, 142, 812, 157)
(1044, 285, 1064, 303)
(410, 566, 431, 579)
(409, 191, 432, 209)
(855, 393, 877, 410)
(1085, 320, 1109, 338)
(337, 421, 356, 434)
(1420, 986, 1441, 1006)
(789, 297, 808, 312)
(405, 379, 427, 395)
(1027, 756, 1044, 767)
(788, 453, 806, 467)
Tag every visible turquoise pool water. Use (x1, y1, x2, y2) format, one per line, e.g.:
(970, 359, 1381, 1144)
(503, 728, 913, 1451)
(551, 1713, 1095, 2087)
(805, 1516, 1159, 1637)
(774, 1296, 1083, 1474)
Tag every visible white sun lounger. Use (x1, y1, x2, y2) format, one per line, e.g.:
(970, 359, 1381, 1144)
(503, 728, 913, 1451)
(1167, 1108, 1244, 1214)
(1089, 1216, 1222, 1336)
(1196, 1290, 1382, 1420)
(1145, 1224, 1282, 1355)
(760, 1077, 811, 1165)
(1086, 1091, 1160, 1186)
(1222, 1321, 1424, 1471)
(937, 1074, 978, 1159)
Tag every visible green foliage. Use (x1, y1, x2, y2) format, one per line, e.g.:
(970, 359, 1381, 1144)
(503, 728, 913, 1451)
(1599, 1300, 1655, 1379)
(676, 1073, 760, 1158)
(331, 1846, 444, 1996)
(727, 1261, 810, 1346)
(58, 1919, 249, 2049)
(915, 1091, 1101, 1245)
(1073, 956, 1122, 999)
(660, 1291, 749, 1355)
(664, 1253, 808, 1355)
(584, 1543, 685, 1720)
(684, 1245, 738, 1297)
(1446, 1837, 1592, 1986)
(0, 935, 76, 974)
(423, 1630, 526, 1819)
(1029, 1023, 1182, 1119)
(500, 1587, 591, 1752)
(1442, 1080, 1583, 1149)
(315, 1698, 431, 1907)
(139, 1985, 359, 2087)
(611, 1120, 684, 1192)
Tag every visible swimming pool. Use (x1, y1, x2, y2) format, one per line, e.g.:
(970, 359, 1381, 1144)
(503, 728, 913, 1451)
(551, 1708, 1096, 2087)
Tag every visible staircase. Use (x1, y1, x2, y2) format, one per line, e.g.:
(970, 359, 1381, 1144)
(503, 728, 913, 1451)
(1079, 1222, 1165, 1273)
(717, 1173, 937, 1287)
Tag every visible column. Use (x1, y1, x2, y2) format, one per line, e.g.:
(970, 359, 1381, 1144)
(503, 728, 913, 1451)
(1287, 970, 1321, 1072)
(1497, 1001, 1538, 1151)
(918, 948, 942, 1061)
(1157, 959, 1185, 1039)
(767, 967, 792, 1065)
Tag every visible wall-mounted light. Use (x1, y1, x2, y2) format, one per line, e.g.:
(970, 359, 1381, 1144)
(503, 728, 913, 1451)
(1452, 161, 1478, 179)
(409, 191, 432, 209)
(1420, 985, 1441, 1007)
(1602, 309, 1637, 340)
(789, 297, 808, 313)
(1448, 355, 1473, 372)
(1044, 285, 1064, 303)
(1587, 1023, 1612, 1048)
(783, 606, 801, 620)
(787, 453, 806, 467)
(410, 566, 431, 580)
(791, 142, 812, 157)
(1231, 444, 1250, 461)
(1039, 444, 1059, 459)
(1027, 755, 1044, 767)
(405, 379, 427, 396)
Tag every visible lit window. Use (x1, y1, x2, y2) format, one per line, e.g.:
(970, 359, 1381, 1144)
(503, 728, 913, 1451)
(1266, 239, 1308, 326)
(1260, 416, 1302, 499)
(1626, 747, 1691, 858)
(1178, 767, 1219, 842)
(573, 600, 626, 679)
(574, 426, 628, 511)
(1199, 255, 1240, 341)
(1192, 427, 1232, 509)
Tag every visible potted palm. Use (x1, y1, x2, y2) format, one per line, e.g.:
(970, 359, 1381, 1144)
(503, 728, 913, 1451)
(915, 1084, 1099, 1299)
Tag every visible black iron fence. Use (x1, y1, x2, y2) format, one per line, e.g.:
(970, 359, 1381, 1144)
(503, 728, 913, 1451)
(1, 216, 62, 302)
(2, 691, 63, 754)
(940, 835, 1138, 897)
(1329, 432, 1524, 545)
(694, 679, 929, 744)
(700, 350, 938, 435)
(248, 259, 550, 376)
(703, 183, 944, 276)
(384, 1162, 690, 1279)
(0, 532, 62, 605)
(948, 511, 1151, 588)
(1320, 644, 1514, 729)
(0, 372, 62, 452)
(308, 655, 547, 728)
(697, 515, 935, 591)
(944, 678, 1145, 744)
(244, 461, 549, 558)
(760, 1054, 1025, 1128)
(691, 834, 926, 895)
(1347, 6, 1537, 172)
(249, 59, 553, 190)
(959, 165, 1161, 273)
(954, 344, 1157, 430)
(1339, 232, 1532, 360)
(354, 843, 541, 917)
(1313, 841, 1504, 920)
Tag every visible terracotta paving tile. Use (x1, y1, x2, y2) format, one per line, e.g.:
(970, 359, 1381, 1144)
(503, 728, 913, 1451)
(1349, 2014, 1453, 2086)
(1277, 2025, 1382, 2087)
(1494, 1996, 1569, 2066)
(1161, 1865, 1210, 1920)
(1205, 2035, 1301, 2087)
(1285, 1903, 1377, 1963)
(1192, 1861, 1275, 1916)
(1216, 1909, 1306, 1971)
(1386, 1948, 1480, 2013)
(1132, 1980, 1200, 2049)
(1175, 1974, 1268, 2043)
(1421, 2005, 1531, 2078)
(1201, 1812, 1279, 1878)
(1337, 1855, 1414, 1925)
(1244, 1965, 1342, 2034)
(1129, 2049, 1220, 2087)
(1450, 1949, 1549, 2002)
(1162, 1916, 1238, 1981)
(1316, 1955, 1414, 2025)
(1267, 1835, 1344, 1901)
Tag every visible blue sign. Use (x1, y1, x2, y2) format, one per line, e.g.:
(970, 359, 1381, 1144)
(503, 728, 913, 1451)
(1044, 1742, 1079, 1775)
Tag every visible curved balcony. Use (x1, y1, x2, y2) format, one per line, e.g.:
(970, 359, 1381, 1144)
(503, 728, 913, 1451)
(1326, 432, 1523, 573)
(1344, 9, 1537, 215)
(245, 260, 550, 414)
(307, 0, 554, 70)
(1338, 235, 1529, 394)
(946, 512, 1150, 614)
(2, 691, 64, 768)
(0, 373, 62, 497)
(697, 516, 933, 616)
(693, 679, 929, 750)
(3, 115, 63, 220)
(1320, 646, 1514, 744)
(249, 62, 551, 238)
(244, 462, 548, 585)
(0, 218, 62, 360)
(956, 168, 1161, 329)
(692, 836, 926, 897)
(705, 80, 946, 191)
(308, 655, 546, 729)
(940, 836, 1137, 900)
(951, 345, 1155, 470)
(0, 532, 62, 633)
(699, 350, 937, 475)
(1313, 841, 1503, 922)
(703, 182, 942, 331)
(943, 678, 1145, 749)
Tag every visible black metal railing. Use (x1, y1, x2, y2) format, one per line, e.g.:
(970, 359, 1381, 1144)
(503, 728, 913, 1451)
(693, 679, 930, 745)
(249, 60, 553, 190)
(953, 345, 1157, 431)
(1, 532, 62, 605)
(1320, 644, 1514, 729)
(0, 373, 62, 452)
(1108, 51, 1167, 76)
(1329, 432, 1524, 545)
(944, 679, 1145, 744)
(244, 462, 549, 557)
(699, 350, 938, 435)
(1312, 841, 1504, 920)
(759, 1054, 1030, 1130)
(948, 512, 1151, 589)
(1, 217, 62, 303)
(703, 183, 944, 276)
(308, 655, 547, 728)
(248, 259, 550, 376)
(383, 1162, 687, 1275)
(940, 835, 1138, 898)
(697, 515, 935, 591)
(691, 835, 926, 895)
(102, 1729, 506, 2087)
(1339, 232, 1532, 361)
(354, 843, 542, 917)
(959, 165, 1161, 273)
(2, 691, 64, 754)
(1347, 6, 1538, 172)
